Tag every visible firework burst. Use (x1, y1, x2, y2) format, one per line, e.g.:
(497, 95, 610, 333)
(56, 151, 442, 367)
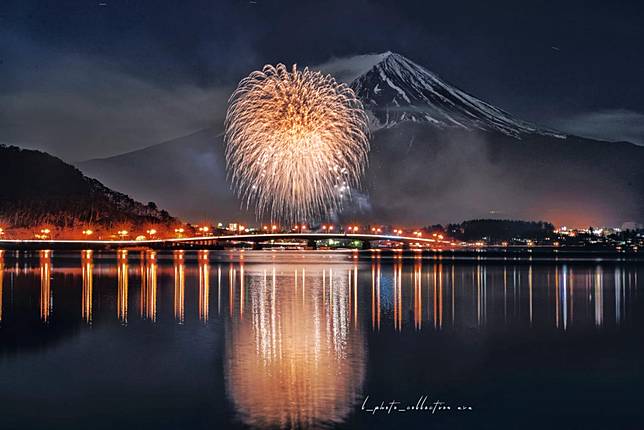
(224, 64, 370, 224)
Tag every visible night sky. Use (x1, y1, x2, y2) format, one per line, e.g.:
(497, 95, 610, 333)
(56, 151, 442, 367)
(2, 0, 644, 160)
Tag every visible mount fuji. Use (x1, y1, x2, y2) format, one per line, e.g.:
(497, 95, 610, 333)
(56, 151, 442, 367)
(324, 52, 563, 138)
(78, 52, 644, 226)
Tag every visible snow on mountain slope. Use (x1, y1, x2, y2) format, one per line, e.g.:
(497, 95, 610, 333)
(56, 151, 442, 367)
(320, 52, 564, 138)
(76, 52, 644, 226)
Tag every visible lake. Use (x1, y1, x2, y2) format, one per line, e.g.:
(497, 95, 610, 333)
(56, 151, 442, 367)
(0, 250, 642, 429)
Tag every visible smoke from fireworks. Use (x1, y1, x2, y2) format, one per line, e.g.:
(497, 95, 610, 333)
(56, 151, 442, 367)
(224, 64, 370, 224)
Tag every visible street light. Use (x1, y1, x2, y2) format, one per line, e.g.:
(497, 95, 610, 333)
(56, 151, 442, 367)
(36, 228, 51, 240)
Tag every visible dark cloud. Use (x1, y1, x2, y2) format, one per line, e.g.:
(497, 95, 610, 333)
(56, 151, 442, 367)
(551, 110, 644, 146)
(0, 36, 232, 160)
(2, 0, 644, 160)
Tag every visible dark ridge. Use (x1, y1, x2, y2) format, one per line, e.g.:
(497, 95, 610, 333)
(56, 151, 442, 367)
(0, 145, 174, 228)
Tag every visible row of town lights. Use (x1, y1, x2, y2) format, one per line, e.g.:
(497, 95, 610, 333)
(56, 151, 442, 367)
(30, 225, 214, 240)
(27, 224, 369, 239)
(10, 224, 442, 241)
(31, 228, 52, 240)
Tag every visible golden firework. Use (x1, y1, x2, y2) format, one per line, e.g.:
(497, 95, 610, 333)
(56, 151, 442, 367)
(224, 64, 370, 223)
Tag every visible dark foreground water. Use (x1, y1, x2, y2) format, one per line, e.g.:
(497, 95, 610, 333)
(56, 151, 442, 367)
(0, 249, 642, 430)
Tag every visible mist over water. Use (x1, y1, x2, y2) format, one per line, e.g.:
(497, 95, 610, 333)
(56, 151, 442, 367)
(366, 124, 643, 226)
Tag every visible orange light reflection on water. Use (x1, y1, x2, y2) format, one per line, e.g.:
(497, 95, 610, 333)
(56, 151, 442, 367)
(40, 250, 52, 322)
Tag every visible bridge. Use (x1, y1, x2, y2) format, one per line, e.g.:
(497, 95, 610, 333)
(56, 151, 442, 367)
(0, 232, 448, 251)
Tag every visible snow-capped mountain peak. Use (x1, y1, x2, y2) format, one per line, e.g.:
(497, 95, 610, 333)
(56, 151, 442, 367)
(320, 52, 564, 138)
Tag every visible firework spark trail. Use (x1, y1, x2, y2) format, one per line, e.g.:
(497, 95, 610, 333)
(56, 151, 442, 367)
(224, 64, 370, 224)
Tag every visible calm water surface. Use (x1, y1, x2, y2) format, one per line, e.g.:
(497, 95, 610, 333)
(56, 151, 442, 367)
(0, 250, 642, 429)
